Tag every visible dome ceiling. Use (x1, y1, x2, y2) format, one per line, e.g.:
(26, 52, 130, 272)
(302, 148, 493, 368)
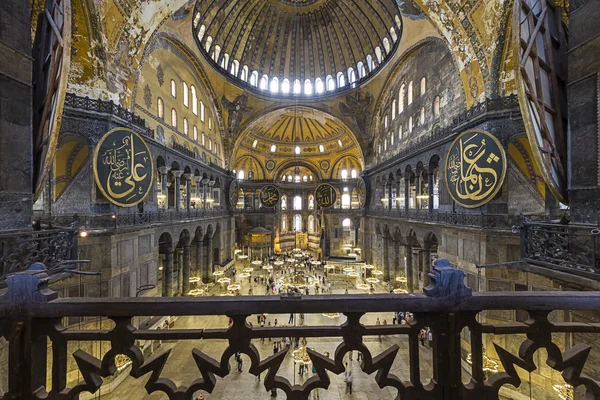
(192, 0, 402, 96)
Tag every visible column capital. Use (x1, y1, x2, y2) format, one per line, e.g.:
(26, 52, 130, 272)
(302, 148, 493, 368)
(201, 177, 210, 185)
(194, 176, 203, 184)
(183, 173, 193, 181)
(172, 170, 183, 177)
(158, 166, 171, 174)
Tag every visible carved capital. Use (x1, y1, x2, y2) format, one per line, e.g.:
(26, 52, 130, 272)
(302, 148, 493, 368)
(158, 166, 171, 175)
(171, 170, 183, 178)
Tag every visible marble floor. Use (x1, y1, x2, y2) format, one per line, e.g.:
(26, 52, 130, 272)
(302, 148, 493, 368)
(97, 269, 434, 400)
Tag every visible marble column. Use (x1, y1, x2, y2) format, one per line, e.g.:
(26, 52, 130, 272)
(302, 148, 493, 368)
(406, 245, 414, 293)
(202, 177, 209, 209)
(382, 236, 390, 282)
(195, 237, 204, 277)
(164, 246, 174, 296)
(172, 170, 183, 211)
(182, 243, 191, 295)
(194, 176, 202, 208)
(415, 173, 422, 210)
(393, 241, 401, 282)
(184, 173, 193, 211)
(387, 182, 393, 210)
(208, 179, 215, 209)
(206, 236, 214, 281)
(158, 166, 170, 210)
(428, 171, 435, 212)
(416, 250, 424, 290)
(404, 178, 410, 211)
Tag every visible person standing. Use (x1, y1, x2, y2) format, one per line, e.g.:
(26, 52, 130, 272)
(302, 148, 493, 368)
(419, 329, 426, 346)
(428, 329, 433, 347)
(345, 368, 353, 394)
(392, 313, 397, 325)
(376, 317, 381, 341)
(236, 353, 243, 372)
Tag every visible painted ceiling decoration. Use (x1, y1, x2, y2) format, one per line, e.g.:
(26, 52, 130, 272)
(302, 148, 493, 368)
(191, 0, 403, 96)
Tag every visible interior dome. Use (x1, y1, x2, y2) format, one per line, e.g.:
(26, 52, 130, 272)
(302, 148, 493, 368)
(192, 0, 402, 97)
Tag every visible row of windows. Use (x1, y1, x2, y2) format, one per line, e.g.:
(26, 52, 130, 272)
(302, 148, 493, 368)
(252, 139, 344, 154)
(236, 168, 358, 182)
(383, 77, 428, 129)
(169, 80, 211, 124)
(194, 16, 401, 96)
(281, 214, 316, 233)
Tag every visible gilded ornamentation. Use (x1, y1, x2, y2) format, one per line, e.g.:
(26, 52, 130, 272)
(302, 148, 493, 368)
(221, 94, 253, 138)
(143, 84, 152, 108)
(259, 185, 280, 208)
(314, 183, 337, 208)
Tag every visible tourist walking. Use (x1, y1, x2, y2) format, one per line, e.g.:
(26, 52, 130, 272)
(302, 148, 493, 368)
(344, 369, 353, 394)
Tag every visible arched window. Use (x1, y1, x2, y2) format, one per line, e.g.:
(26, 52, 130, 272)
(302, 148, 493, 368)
(337, 72, 346, 88)
(183, 82, 189, 107)
(287, 175, 292, 182)
(205, 36, 212, 52)
(282, 175, 286, 181)
(384, 115, 388, 129)
(383, 38, 391, 54)
(294, 214, 302, 232)
(270, 77, 279, 93)
(390, 27, 398, 42)
(398, 125, 403, 140)
(366, 54, 374, 72)
(342, 192, 351, 209)
(319, 144, 325, 153)
(157, 98, 164, 118)
(213, 45, 221, 62)
(408, 81, 413, 105)
(294, 174, 301, 183)
(409, 116, 413, 133)
(326, 75, 335, 91)
(315, 78, 324, 94)
(171, 109, 177, 128)
(392, 100, 397, 120)
(250, 71, 259, 86)
(341, 169, 348, 180)
(390, 133, 394, 146)
(399, 84, 405, 113)
(294, 195, 302, 210)
(191, 86, 198, 115)
(259, 75, 268, 90)
(238, 170, 245, 180)
(252, 139, 258, 148)
(384, 138, 387, 151)
(338, 139, 343, 148)
(295, 146, 301, 155)
(193, 126, 198, 141)
(420, 107, 425, 124)
(281, 215, 288, 233)
(308, 215, 315, 232)
(241, 65, 249, 81)
(270, 144, 277, 152)
(200, 101, 205, 122)
(357, 62, 366, 79)
(171, 80, 177, 98)
(281, 195, 287, 210)
(378, 143, 381, 155)
(208, 117, 212, 130)
(208, 138, 212, 151)
(282, 79, 290, 94)
(231, 59, 239, 76)
(342, 218, 352, 228)
(351, 169, 357, 179)
(395, 15, 402, 27)
(308, 195, 315, 210)
(248, 171, 254, 180)
(197, 25, 206, 41)
(183, 118, 188, 135)
(348, 68, 356, 84)
(420, 77, 426, 95)
(375, 47, 383, 63)
(304, 79, 313, 95)
(221, 53, 229, 70)
(293, 79, 302, 94)
(434, 96, 441, 117)
(303, 175, 308, 182)
(201, 132, 205, 146)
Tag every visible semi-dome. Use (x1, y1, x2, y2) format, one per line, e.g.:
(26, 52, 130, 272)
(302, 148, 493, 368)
(192, 0, 402, 97)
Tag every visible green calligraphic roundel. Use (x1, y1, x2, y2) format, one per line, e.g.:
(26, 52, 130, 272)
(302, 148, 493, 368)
(315, 183, 337, 208)
(444, 129, 507, 209)
(229, 179, 240, 208)
(259, 184, 280, 208)
(93, 128, 154, 207)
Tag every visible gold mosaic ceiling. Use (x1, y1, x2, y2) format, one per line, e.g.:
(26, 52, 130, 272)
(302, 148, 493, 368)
(192, 0, 402, 95)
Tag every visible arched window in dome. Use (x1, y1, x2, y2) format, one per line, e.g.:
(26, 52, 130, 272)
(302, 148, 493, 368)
(231, 60, 239, 76)
(348, 68, 356, 85)
(351, 169, 357, 179)
(205, 36, 212, 52)
(183, 82, 189, 107)
(171, 108, 177, 128)
(281, 195, 287, 210)
(287, 175, 292, 182)
(191, 86, 197, 115)
(390, 27, 398, 43)
(420, 77, 426, 95)
(193, 13, 201, 28)
(200, 101, 205, 122)
(197, 25, 205, 41)
(319, 144, 325, 153)
(395, 15, 402, 28)
(281, 79, 290, 94)
(270, 77, 279, 93)
(434, 96, 441, 118)
(252, 139, 258, 148)
(250, 71, 258, 86)
(221, 53, 229, 69)
(326, 75, 335, 91)
(309, 175, 313, 181)
(375, 47, 383, 63)
(248, 171, 254, 180)
(315, 78, 324, 94)
(384, 115, 388, 129)
(293, 79, 301, 94)
(270, 144, 277, 152)
(366, 55, 374, 72)
(295, 146, 301, 155)
(238, 170, 245, 180)
(171, 80, 177, 98)
(341, 169, 348, 180)
(157, 98, 164, 119)
(241, 65, 249, 81)
(392, 100, 397, 120)
(408, 81, 413, 105)
(399, 84, 405, 112)
(304, 79, 313, 95)
(308, 195, 315, 210)
(337, 72, 346, 88)
(259, 75, 268, 90)
(183, 118, 188, 135)
(357, 62, 366, 79)
(338, 139, 343, 148)
(281, 175, 286, 182)
(294, 174, 301, 183)
(383, 38, 391, 54)
(302, 175, 308, 182)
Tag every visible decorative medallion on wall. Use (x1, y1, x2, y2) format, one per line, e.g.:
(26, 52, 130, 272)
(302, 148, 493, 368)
(259, 184, 280, 208)
(315, 183, 337, 208)
(357, 177, 367, 208)
(444, 129, 506, 209)
(156, 65, 164, 86)
(229, 179, 240, 208)
(93, 128, 154, 207)
(143, 84, 152, 108)
(320, 160, 330, 171)
(266, 160, 276, 171)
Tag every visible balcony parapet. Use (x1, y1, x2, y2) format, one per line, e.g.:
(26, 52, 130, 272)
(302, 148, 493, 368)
(367, 208, 520, 229)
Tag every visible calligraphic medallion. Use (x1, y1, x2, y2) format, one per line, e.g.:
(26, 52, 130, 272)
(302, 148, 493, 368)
(444, 129, 506, 209)
(259, 184, 280, 208)
(229, 179, 240, 208)
(93, 128, 154, 207)
(356, 177, 367, 208)
(315, 183, 337, 208)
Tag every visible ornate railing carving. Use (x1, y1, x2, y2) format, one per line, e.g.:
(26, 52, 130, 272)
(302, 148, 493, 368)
(64, 93, 146, 129)
(521, 219, 600, 276)
(1, 263, 600, 399)
(367, 208, 520, 229)
(171, 142, 197, 159)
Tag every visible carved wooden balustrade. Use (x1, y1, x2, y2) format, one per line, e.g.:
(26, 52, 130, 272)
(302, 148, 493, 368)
(1, 262, 600, 399)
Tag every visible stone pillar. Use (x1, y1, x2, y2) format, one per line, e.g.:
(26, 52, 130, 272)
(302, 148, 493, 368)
(184, 173, 193, 211)
(208, 179, 216, 209)
(194, 176, 202, 208)
(393, 241, 401, 282)
(423, 247, 432, 287)
(406, 245, 414, 293)
(202, 177, 209, 209)
(382, 236, 390, 282)
(164, 246, 174, 296)
(158, 166, 171, 210)
(172, 170, 183, 211)
(387, 181, 393, 210)
(195, 237, 204, 277)
(416, 250, 424, 290)
(428, 171, 435, 212)
(182, 243, 191, 295)
(415, 173, 422, 210)
(404, 178, 410, 211)
(206, 236, 214, 281)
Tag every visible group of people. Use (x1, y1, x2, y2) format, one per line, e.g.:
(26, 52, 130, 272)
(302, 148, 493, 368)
(391, 311, 415, 325)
